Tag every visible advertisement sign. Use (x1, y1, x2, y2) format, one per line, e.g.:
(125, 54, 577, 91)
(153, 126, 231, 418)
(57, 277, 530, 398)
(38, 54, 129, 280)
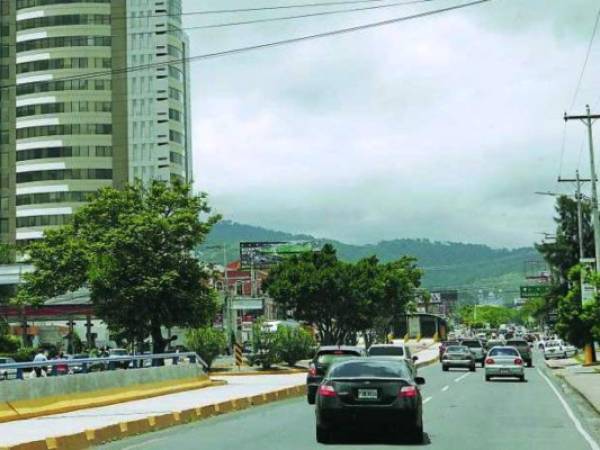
(240, 241, 314, 270)
(580, 260, 596, 307)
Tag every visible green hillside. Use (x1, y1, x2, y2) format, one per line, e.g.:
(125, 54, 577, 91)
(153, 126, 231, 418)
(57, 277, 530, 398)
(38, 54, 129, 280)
(199, 220, 537, 298)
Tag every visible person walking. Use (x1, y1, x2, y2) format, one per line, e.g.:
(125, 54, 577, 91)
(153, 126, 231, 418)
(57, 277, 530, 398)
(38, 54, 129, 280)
(33, 349, 48, 378)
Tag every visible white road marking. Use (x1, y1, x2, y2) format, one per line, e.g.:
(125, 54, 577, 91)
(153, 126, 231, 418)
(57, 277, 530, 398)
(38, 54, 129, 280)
(537, 368, 600, 450)
(423, 396, 432, 404)
(454, 372, 471, 383)
(441, 385, 449, 392)
(121, 437, 167, 450)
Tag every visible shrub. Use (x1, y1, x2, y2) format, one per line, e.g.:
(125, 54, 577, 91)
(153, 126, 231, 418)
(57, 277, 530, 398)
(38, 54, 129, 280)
(251, 322, 280, 370)
(186, 327, 227, 370)
(276, 327, 315, 367)
(0, 334, 19, 353)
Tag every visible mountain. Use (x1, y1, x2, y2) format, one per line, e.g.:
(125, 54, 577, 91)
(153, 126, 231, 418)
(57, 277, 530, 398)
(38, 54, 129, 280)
(200, 220, 538, 298)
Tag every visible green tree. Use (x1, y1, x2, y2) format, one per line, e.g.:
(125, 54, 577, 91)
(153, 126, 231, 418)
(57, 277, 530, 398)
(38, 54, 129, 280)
(250, 321, 280, 369)
(275, 326, 315, 367)
(18, 181, 220, 353)
(186, 326, 227, 370)
(458, 305, 515, 328)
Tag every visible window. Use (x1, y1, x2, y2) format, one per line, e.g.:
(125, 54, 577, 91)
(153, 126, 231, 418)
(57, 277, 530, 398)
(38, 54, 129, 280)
(169, 129, 183, 144)
(17, 191, 95, 206)
(16, 214, 72, 228)
(170, 152, 183, 165)
(169, 108, 181, 122)
(16, 0, 109, 9)
(16, 123, 112, 139)
(17, 36, 111, 52)
(169, 87, 181, 101)
(16, 78, 111, 95)
(17, 15, 111, 31)
(17, 57, 111, 74)
(17, 168, 112, 183)
(17, 146, 112, 161)
(168, 65, 183, 82)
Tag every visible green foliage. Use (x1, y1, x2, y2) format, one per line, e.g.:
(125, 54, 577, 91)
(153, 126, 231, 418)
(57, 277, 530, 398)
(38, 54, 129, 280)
(18, 181, 220, 353)
(3, 347, 36, 362)
(0, 334, 19, 353)
(458, 305, 515, 328)
(275, 327, 315, 367)
(250, 321, 280, 370)
(65, 331, 83, 355)
(265, 245, 422, 345)
(186, 327, 227, 370)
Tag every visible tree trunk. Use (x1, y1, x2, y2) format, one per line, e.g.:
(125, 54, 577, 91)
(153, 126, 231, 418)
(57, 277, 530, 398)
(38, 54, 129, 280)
(151, 325, 166, 365)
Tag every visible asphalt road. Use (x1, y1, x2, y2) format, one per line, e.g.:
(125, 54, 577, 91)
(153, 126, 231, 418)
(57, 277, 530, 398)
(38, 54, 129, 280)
(98, 353, 600, 450)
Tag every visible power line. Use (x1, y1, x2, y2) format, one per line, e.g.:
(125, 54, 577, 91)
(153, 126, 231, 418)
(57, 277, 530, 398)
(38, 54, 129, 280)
(1, 0, 492, 93)
(157, 0, 441, 32)
(568, 4, 600, 112)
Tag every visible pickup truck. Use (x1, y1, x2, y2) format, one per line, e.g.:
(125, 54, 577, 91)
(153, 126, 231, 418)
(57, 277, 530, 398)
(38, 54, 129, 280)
(505, 339, 532, 367)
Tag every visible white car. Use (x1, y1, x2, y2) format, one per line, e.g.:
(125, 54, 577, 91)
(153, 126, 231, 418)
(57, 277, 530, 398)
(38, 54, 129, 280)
(367, 343, 418, 376)
(0, 357, 17, 381)
(543, 340, 578, 359)
(485, 346, 525, 382)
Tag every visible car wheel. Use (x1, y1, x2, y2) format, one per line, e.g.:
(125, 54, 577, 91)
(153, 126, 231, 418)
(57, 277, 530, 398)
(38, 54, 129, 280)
(408, 424, 424, 444)
(563, 352, 568, 359)
(481, 361, 485, 368)
(316, 425, 331, 444)
(527, 360, 532, 368)
(307, 390, 316, 405)
(485, 375, 491, 382)
(442, 365, 448, 372)
(519, 376, 526, 382)
(469, 365, 476, 372)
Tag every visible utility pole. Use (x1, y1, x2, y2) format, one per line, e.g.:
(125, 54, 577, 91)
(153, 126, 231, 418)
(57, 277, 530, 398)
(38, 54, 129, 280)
(557, 172, 591, 260)
(565, 104, 600, 365)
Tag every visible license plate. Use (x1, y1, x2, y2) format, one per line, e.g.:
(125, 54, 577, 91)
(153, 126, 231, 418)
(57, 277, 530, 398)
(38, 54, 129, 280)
(357, 389, 378, 400)
(500, 368, 510, 374)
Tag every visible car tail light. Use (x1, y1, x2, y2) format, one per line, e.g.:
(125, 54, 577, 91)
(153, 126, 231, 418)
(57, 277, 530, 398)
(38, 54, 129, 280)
(485, 358, 494, 365)
(308, 364, 316, 377)
(399, 386, 418, 398)
(514, 358, 523, 365)
(318, 385, 337, 398)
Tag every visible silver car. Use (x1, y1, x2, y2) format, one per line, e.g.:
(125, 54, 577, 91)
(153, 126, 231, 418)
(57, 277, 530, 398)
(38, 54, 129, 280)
(441, 345, 476, 372)
(484, 346, 525, 382)
(0, 357, 17, 381)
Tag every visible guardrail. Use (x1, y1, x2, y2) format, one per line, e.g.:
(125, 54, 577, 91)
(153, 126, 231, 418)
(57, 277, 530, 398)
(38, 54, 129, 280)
(0, 352, 207, 380)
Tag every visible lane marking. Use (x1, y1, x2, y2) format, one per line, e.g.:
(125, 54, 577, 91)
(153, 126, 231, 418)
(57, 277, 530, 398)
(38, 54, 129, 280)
(537, 368, 600, 450)
(441, 385, 449, 392)
(423, 396, 432, 404)
(454, 372, 471, 383)
(121, 438, 167, 450)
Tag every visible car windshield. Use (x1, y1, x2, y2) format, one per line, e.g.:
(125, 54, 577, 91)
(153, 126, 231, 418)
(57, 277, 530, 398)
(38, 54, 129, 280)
(489, 348, 519, 357)
(329, 359, 411, 379)
(461, 340, 482, 348)
(367, 346, 404, 357)
(446, 346, 468, 352)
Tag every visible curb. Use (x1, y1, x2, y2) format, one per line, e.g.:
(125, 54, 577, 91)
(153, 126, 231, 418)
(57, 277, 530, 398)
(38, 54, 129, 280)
(0, 384, 307, 450)
(416, 357, 439, 370)
(0, 377, 221, 424)
(555, 371, 600, 416)
(210, 368, 307, 377)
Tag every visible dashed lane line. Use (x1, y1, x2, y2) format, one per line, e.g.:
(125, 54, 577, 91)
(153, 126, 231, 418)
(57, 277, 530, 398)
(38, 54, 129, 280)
(454, 372, 471, 383)
(121, 437, 168, 450)
(441, 385, 449, 392)
(537, 368, 600, 450)
(423, 396, 432, 404)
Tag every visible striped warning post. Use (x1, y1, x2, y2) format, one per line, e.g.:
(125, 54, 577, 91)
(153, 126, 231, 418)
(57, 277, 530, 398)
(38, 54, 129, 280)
(234, 343, 243, 368)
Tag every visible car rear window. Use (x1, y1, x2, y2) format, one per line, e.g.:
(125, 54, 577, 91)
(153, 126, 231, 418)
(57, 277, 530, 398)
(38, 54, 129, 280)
(329, 360, 411, 379)
(489, 348, 519, 357)
(506, 340, 527, 346)
(446, 346, 467, 352)
(317, 350, 361, 365)
(461, 340, 482, 348)
(367, 346, 404, 357)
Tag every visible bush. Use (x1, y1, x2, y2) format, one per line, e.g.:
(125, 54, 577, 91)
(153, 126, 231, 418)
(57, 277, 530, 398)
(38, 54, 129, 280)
(3, 347, 36, 362)
(251, 322, 280, 370)
(0, 334, 20, 353)
(186, 327, 227, 370)
(276, 327, 315, 367)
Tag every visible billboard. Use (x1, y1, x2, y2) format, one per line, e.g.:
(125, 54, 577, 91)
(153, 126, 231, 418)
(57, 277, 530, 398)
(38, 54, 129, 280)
(239, 241, 315, 270)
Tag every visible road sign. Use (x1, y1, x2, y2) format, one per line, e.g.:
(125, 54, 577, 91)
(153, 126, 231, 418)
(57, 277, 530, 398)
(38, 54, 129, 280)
(234, 342, 243, 368)
(520, 285, 550, 298)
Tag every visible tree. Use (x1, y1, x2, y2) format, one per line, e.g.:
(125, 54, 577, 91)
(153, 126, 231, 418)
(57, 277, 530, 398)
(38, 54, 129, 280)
(275, 326, 315, 367)
(18, 181, 220, 353)
(250, 321, 280, 369)
(186, 327, 227, 370)
(265, 245, 422, 345)
(458, 305, 515, 328)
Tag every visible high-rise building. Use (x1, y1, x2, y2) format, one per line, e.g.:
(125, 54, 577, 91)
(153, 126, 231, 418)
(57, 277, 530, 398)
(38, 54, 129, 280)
(0, 0, 192, 248)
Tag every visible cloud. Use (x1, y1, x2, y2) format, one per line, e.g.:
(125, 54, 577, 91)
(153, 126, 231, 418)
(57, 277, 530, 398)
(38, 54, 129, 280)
(183, 0, 600, 248)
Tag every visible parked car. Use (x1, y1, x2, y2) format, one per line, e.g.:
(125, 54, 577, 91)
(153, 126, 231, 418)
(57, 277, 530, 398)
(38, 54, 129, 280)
(441, 345, 476, 372)
(543, 340, 578, 360)
(108, 348, 130, 369)
(306, 346, 364, 404)
(315, 357, 425, 444)
(0, 357, 16, 380)
(485, 346, 525, 382)
(367, 343, 418, 376)
(69, 354, 91, 374)
(460, 339, 486, 367)
(505, 339, 532, 367)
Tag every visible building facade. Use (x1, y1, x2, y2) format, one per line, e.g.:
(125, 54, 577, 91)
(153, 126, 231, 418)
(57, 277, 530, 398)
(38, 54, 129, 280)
(0, 0, 191, 248)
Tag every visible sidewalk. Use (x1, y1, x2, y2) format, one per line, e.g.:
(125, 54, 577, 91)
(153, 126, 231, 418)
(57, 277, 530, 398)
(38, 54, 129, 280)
(560, 370, 600, 414)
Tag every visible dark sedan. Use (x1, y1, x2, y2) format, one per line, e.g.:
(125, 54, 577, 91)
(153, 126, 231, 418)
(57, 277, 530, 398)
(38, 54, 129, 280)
(306, 346, 364, 404)
(315, 358, 425, 444)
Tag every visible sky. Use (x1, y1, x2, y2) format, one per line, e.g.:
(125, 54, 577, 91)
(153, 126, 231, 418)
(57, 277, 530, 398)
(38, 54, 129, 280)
(182, 0, 600, 249)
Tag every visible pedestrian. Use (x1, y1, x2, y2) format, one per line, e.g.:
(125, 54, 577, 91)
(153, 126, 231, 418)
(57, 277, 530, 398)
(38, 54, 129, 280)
(33, 349, 48, 378)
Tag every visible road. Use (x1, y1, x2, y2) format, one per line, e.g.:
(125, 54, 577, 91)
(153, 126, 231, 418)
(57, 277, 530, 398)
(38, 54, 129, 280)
(99, 354, 600, 450)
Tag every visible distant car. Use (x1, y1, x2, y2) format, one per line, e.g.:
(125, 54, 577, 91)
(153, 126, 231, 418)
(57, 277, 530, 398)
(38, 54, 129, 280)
(505, 339, 532, 367)
(69, 354, 90, 374)
(439, 340, 460, 361)
(543, 340, 578, 360)
(108, 348, 130, 369)
(315, 357, 425, 444)
(460, 339, 486, 367)
(485, 346, 525, 382)
(441, 345, 476, 372)
(0, 357, 16, 380)
(485, 339, 505, 351)
(367, 343, 418, 376)
(306, 346, 364, 404)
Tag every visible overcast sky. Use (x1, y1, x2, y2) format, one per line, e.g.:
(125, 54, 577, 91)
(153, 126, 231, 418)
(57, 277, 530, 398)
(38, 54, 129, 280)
(182, 0, 600, 248)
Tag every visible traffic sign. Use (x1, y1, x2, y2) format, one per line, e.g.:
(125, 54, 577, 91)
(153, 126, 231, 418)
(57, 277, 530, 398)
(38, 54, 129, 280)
(520, 285, 550, 298)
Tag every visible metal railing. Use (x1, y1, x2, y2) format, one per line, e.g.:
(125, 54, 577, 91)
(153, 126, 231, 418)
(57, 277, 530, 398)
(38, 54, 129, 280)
(0, 352, 207, 380)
